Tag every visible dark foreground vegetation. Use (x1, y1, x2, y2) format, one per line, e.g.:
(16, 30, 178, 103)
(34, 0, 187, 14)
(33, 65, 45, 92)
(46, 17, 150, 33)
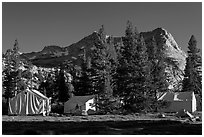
(2, 113, 202, 135)
(2, 119, 202, 135)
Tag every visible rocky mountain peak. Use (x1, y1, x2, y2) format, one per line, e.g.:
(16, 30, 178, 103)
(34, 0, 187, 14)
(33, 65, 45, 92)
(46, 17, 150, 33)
(41, 45, 67, 54)
(139, 28, 187, 90)
(42, 45, 62, 51)
(142, 28, 187, 70)
(153, 28, 186, 56)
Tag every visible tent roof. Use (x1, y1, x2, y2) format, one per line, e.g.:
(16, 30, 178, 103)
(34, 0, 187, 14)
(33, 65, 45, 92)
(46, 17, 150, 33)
(31, 89, 48, 99)
(17, 88, 49, 100)
(66, 95, 95, 105)
(158, 91, 194, 101)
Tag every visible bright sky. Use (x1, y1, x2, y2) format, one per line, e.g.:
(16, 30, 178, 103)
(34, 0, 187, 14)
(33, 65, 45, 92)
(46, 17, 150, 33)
(2, 2, 202, 54)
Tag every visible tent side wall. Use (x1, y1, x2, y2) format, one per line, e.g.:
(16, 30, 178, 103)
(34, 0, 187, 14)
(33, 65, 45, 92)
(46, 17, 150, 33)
(27, 92, 44, 115)
(64, 101, 88, 114)
(8, 91, 27, 115)
(64, 100, 81, 114)
(8, 89, 50, 115)
(192, 92, 197, 112)
(64, 101, 74, 113)
(85, 98, 95, 112)
(169, 101, 192, 112)
(195, 94, 202, 111)
(64, 96, 96, 114)
(158, 92, 197, 113)
(159, 101, 193, 112)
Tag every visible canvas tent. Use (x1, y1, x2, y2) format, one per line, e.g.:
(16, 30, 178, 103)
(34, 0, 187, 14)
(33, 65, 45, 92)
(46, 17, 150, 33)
(8, 88, 51, 116)
(157, 91, 197, 112)
(64, 95, 96, 115)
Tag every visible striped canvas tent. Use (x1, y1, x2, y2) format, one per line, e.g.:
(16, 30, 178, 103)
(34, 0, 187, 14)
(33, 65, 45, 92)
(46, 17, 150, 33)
(8, 88, 51, 116)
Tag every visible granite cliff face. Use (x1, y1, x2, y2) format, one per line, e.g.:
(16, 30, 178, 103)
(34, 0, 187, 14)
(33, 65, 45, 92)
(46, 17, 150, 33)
(142, 28, 186, 69)
(21, 28, 187, 90)
(141, 28, 187, 89)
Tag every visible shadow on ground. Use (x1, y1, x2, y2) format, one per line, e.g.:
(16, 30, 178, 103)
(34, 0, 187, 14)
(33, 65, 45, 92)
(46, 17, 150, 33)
(2, 120, 202, 135)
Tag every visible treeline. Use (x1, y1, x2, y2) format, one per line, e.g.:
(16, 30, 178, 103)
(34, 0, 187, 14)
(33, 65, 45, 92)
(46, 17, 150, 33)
(72, 21, 202, 113)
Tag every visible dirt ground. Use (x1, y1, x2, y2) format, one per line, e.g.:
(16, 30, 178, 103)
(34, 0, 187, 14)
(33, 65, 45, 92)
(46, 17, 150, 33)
(2, 112, 202, 135)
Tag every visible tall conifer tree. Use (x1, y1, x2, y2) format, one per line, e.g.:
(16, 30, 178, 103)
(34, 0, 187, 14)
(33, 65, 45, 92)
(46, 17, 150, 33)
(90, 25, 117, 113)
(117, 21, 152, 112)
(3, 39, 21, 114)
(58, 68, 69, 103)
(74, 49, 95, 95)
(182, 35, 202, 95)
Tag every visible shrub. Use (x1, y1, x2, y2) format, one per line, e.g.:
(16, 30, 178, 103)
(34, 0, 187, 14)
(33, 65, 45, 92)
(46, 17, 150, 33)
(51, 102, 64, 114)
(2, 97, 8, 115)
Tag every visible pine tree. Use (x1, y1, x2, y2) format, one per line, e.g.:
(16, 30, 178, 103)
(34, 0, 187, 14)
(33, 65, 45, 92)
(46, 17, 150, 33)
(182, 35, 202, 95)
(51, 69, 60, 103)
(90, 25, 117, 113)
(116, 21, 152, 112)
(12, 39, 21, 91)
(3, 39, 21, 114)
(116, 20, 135, 98)
(146, 37, 169, 112)
(74, 50, 95, 96)
(3, 39, 21, 95)
(90, 25, 113, 96)
(129, 36, 151, 112)
(58, 68, 69, 103)
(116, 21, 168, 112)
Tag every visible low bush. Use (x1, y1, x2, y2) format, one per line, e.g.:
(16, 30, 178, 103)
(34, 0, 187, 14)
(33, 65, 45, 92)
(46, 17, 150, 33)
(2, 97, 8, 115)
(51, 102, 64, 114)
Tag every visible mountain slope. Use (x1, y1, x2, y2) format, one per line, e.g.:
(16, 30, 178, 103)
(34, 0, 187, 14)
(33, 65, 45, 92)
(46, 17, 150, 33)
(21, 28, 187, 89)
(21, 32, 117, 67)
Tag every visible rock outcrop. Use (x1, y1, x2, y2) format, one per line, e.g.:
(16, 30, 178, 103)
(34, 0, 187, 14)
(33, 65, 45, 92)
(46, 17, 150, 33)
(141, 28, 187, 89)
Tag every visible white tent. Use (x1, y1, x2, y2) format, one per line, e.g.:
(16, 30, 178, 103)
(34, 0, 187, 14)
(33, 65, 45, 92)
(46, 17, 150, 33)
(158, 91, 197, 112)
(64, 95, 96, 115)
(8, 88, 51, 116)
